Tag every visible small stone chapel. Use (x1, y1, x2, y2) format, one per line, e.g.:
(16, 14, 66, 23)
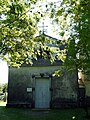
(7, 32, 78, 109)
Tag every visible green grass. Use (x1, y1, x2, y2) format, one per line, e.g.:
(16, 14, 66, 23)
(0, 106, 89, 120)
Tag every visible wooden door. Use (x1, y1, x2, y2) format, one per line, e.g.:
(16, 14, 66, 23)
(35, 78, 51, 108)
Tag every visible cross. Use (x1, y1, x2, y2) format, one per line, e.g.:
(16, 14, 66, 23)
(39, 20, 48, 34)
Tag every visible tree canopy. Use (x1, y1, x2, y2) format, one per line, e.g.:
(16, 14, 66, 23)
(0, 0, 65, 67)
(49, 0, 90, 74)
(0, 0, 40, 67)
(0, 0, 90, 75)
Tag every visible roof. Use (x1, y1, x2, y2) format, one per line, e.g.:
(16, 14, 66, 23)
(22, 33, 64, 67)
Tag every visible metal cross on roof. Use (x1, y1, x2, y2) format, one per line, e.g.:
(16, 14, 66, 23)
(39, 20, 48, 34)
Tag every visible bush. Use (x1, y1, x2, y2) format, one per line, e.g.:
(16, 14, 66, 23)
(0, 83, 8, 93)
(0, 93, 5, 101)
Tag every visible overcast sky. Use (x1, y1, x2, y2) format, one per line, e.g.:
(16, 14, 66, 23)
(0, 60, 8, 84)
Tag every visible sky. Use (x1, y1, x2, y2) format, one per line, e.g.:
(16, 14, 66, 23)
(0, 60, 8, 84)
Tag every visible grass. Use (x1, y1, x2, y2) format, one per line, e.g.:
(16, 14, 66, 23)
(0, 107, 89, 120)
(0, 102, 89, 120)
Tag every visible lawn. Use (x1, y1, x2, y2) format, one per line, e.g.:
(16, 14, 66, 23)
(0, 106, 89, 120)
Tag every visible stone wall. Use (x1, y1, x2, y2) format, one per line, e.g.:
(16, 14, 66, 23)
(51, 71, 78, 108)
(7, 65, 78, 108)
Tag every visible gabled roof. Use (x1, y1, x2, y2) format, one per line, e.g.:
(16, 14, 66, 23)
(41, 33, 59, 41)
(22, 33, 64, 67)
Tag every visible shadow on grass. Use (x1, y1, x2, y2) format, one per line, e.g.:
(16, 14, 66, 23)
(0, 106, 89, 120)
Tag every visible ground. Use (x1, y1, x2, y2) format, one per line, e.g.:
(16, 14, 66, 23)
(0, 101, 90, 120)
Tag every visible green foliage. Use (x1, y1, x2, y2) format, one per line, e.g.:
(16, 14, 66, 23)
(0, 0, 90, 75)
(0, 0, 40, 67)
(0, 83, 8, 93)
(34, 34, 65, 63)
(0, 0, 65, 68)
(53, 70, 63, 77)
(50, 0, 90, 74)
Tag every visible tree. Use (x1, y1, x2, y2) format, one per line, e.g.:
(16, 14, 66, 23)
(1, 0, 90, 74)
(0, 0, 42, 67)
(0, 0, 66, 68)
(49, 0, 90, 75)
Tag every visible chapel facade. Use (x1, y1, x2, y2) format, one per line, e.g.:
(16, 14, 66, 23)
(7, 34, 78, 108)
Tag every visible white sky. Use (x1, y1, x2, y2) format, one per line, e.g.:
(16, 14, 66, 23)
(0, 60, 8, 84)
